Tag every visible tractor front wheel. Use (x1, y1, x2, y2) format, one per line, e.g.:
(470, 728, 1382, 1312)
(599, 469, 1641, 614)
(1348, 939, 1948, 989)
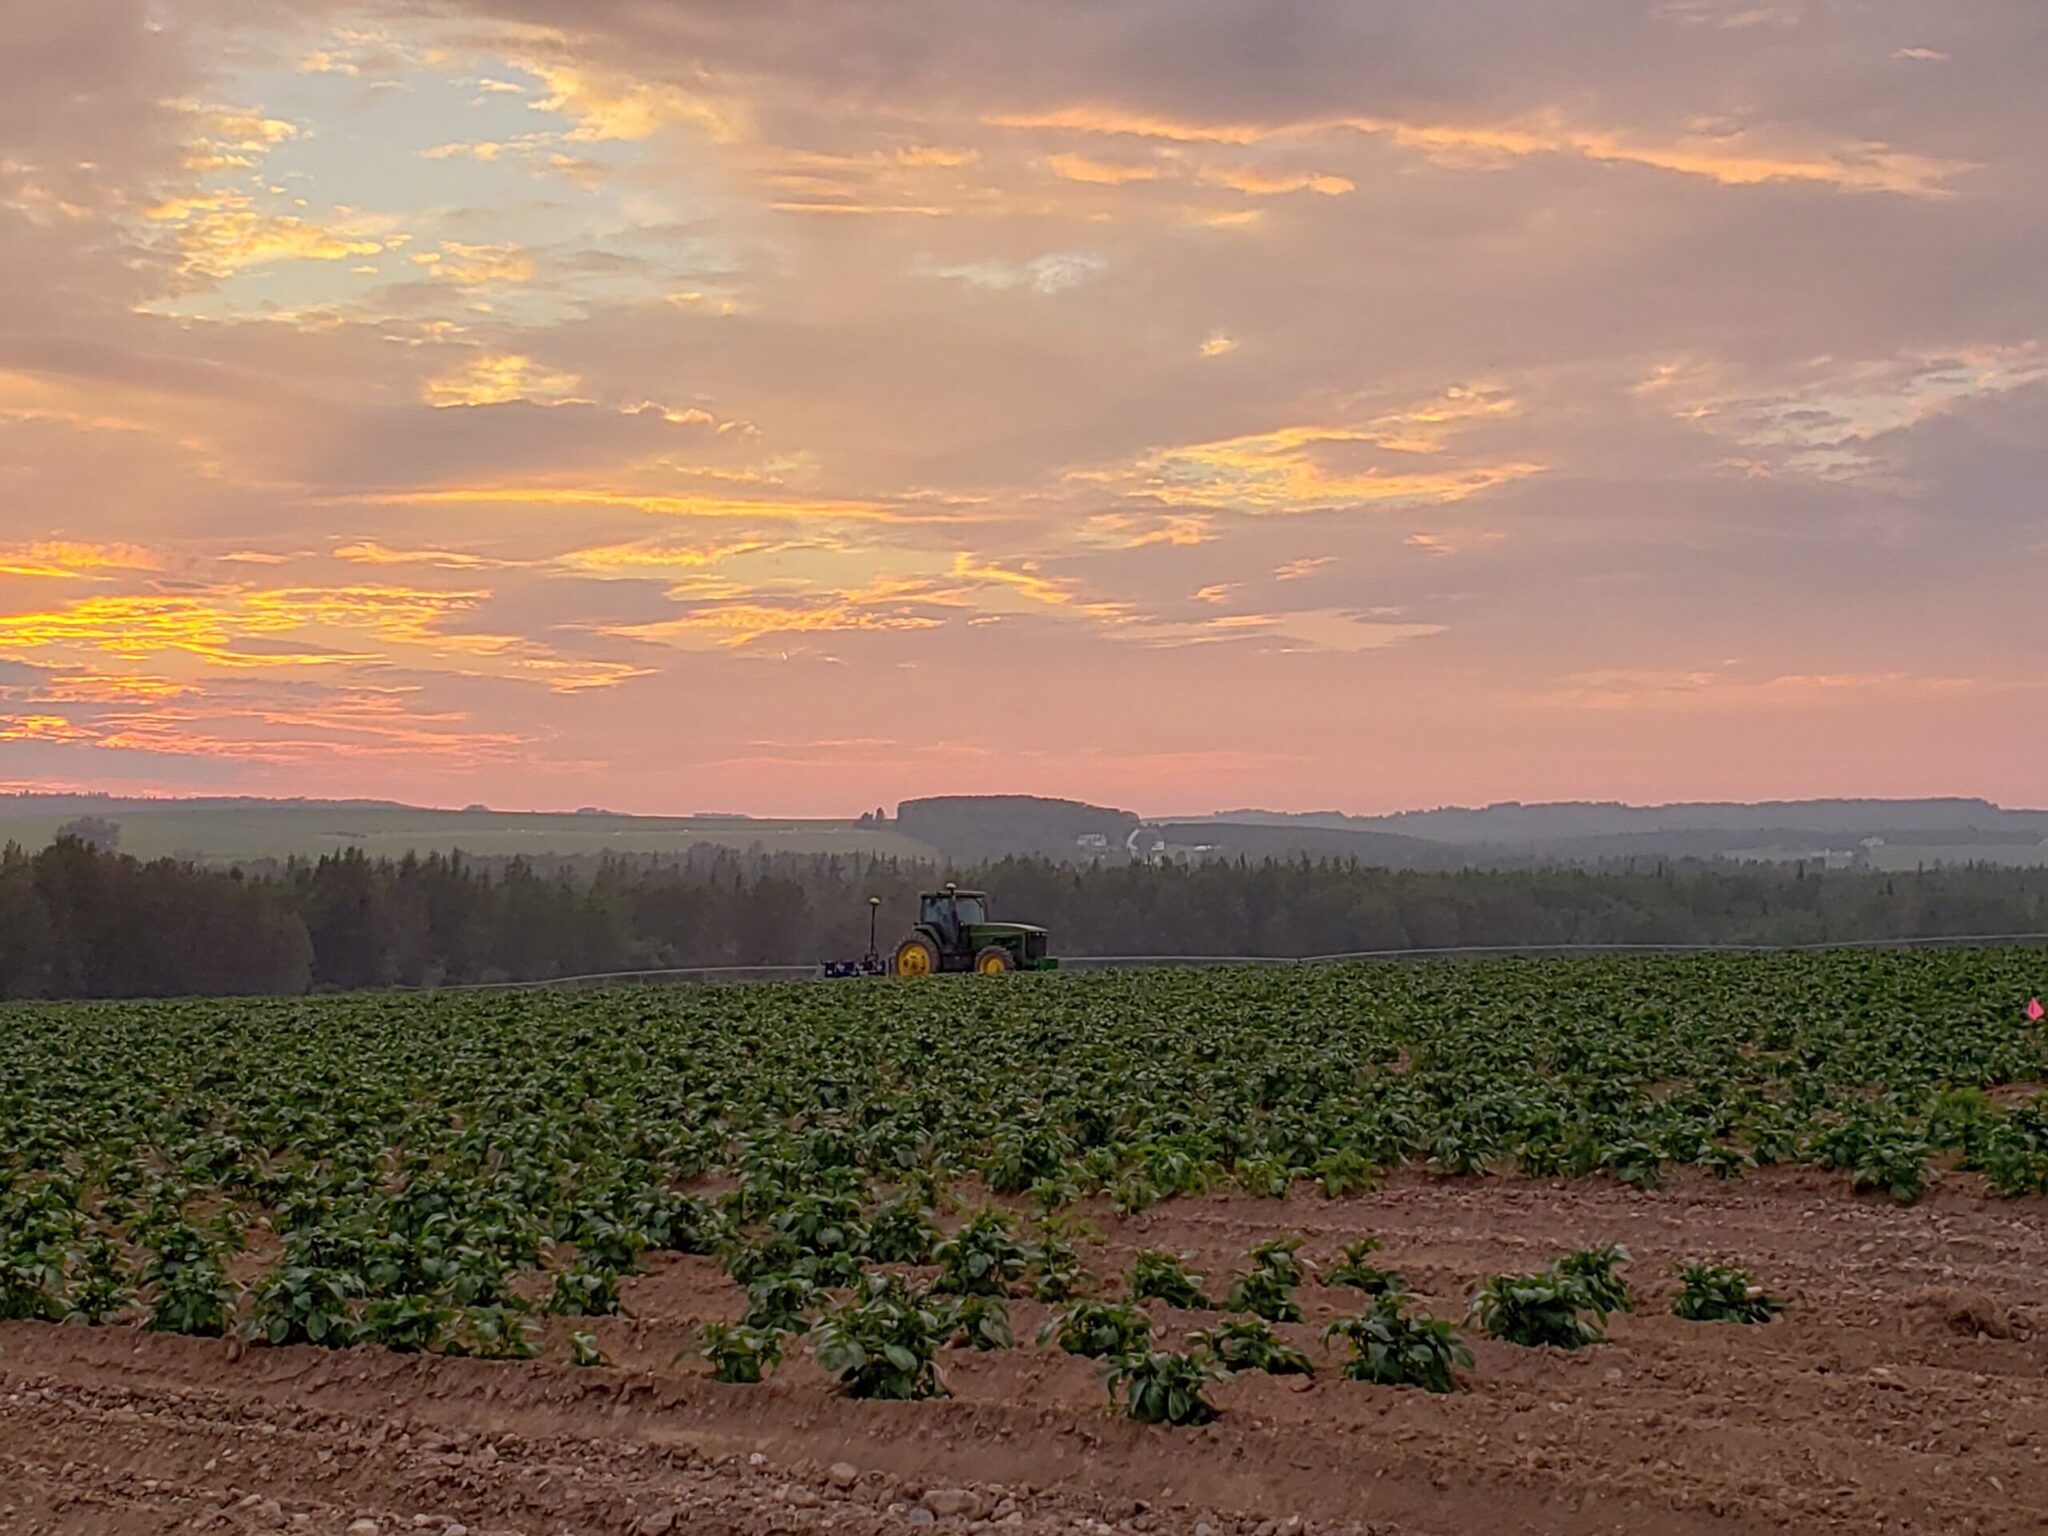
(973, 945, 1015, 975)
(894, 934, 939, 976)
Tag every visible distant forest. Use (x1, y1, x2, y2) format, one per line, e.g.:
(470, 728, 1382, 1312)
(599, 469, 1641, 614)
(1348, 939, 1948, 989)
(4, 837, 2048, 1000)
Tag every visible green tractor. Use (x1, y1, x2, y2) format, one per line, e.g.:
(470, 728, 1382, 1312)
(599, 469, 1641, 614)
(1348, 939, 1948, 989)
(892, 884, 1057, 976)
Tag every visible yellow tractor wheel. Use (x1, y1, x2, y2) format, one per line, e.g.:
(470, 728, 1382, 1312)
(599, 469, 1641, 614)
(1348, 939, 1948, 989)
(894, 935, 938, 976)
(974, 945, 1016, 975)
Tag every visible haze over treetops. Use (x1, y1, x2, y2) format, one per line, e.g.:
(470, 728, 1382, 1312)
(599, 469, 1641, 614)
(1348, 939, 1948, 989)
(2, 3, 2043, 814)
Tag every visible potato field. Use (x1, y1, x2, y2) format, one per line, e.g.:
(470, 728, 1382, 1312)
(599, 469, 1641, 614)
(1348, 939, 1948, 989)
(4, 950, 2048, 1536)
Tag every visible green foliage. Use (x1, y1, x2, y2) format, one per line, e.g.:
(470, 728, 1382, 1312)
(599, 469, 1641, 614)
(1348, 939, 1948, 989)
(1673, 1262, 1783, 1324)
(568, 1329, 607, 1367)
(1324, 1295, 1472, 1392)
(812, 1275, 952, 1399)
(454, 1303, 538, 1360)
(1190, 1316, 1313, 1376)
(1323, 1237, 1405, 1297)
(1470, 1264, 1610, 1350)
(984, 1123, 1074, 1195)
(932, 1208, 1028, 1296)
(767, 1192, 867, 1266)
(1231, 1154, 1298, 1198)
(945, 1292, 1015, 1350)
(358, 1293, 455, 1352)
(1105, 1347, 1228, 1425)
(865, 1193, 940, 1264)
(247, 1264, 360, 1347)
(1, 1245, 68, 1323)
(1128, 1249, 1210, 1310)
(3, 942, 2045, 1376)
(64, 1233, 132, 1324)
(700, 1321, 788, 1383)
(741, 1273, 824, 1333)
(1039, 1298, 1152, 1358)
(1807, 1112, 1932, 1204)
(1553, 1244, 1633, 1314)
(1024, 1224, 1086, 1301)
(141, 1223, 237, 1337)
(1312, 1147, 1380, 1198)
(1223, 1237, 1309, 1321)
(546, 1258, 623, 1317)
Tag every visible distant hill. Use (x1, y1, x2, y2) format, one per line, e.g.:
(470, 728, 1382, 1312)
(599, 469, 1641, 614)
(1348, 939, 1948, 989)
(1207, 797, 2048, 842)
(0, 796, 937, 865)
(1194, 798, 2048, 867)
(896, 795, 1140, 863)
(5, 790, 2045, 872)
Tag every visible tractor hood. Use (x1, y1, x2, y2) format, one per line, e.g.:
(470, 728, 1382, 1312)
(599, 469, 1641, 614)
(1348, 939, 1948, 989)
(966, 921, 1047, 940)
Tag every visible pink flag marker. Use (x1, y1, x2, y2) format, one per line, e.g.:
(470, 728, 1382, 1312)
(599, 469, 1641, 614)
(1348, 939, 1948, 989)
(2029, 997, 2046, 1024)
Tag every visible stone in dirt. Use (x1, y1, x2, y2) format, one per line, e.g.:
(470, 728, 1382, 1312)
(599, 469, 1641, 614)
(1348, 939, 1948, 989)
(829, 1462, 861, 1490)
(923, 1488, 979, 1518)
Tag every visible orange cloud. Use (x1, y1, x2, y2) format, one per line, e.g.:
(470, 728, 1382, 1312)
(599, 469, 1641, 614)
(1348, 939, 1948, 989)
(36, 672, 189, 704)
(0, 541, 161, 580)
(351, 487, 949, 525)
(607, 594, 944, 649)
(175, 103, 299, 173)
(1046, 152, 1160, 185)
(0, 584, 653, 697)
(1274, 557, 1334, 580)
(82, 688, 534, 766)
(1344, 113, 1969, 195)
(0, 587, 438, 665)
(147, 190, 389, 277)
(413, 241, 535, 286)
(770, 201, 950, 216)
(555, 539, 797, 575)
(521, 58, 741, 144)
(1114, 416, 1542, 512)
(1195, 165, 1354, 196)
(897, 145, 980, 167)
(986, 106, 1271, 145)
(0, 714, 97, 743)
(987, 104, 1969, 196)
(1076, 513, 1215, 549)
(424, 354, 584, 407)
(333, 542, 528, 570)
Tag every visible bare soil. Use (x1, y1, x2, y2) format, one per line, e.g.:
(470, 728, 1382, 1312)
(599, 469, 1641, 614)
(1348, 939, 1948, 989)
(5, 1169, 2046, 1536)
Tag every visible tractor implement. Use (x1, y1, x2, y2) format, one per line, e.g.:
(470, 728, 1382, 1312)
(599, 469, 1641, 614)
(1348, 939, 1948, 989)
(822, 897, 891, 978)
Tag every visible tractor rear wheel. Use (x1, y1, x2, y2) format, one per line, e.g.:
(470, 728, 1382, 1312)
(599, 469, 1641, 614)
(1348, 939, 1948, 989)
(973, 945, 1015, 975)
(894, 934, 939, 976)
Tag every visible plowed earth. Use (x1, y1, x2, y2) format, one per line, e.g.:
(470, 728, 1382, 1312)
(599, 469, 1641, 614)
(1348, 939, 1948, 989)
(4, 1169, 2044, 1536)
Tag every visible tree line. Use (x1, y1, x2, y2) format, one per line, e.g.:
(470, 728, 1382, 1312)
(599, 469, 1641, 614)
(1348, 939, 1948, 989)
(3, 836, 2047, 1000)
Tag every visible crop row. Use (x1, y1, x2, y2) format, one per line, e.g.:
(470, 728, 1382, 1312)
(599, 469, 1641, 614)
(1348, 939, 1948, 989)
(0, 949, 2040, 1380)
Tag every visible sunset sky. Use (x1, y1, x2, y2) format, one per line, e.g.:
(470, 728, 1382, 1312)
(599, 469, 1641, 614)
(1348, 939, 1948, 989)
(1, 1, 2043, 816)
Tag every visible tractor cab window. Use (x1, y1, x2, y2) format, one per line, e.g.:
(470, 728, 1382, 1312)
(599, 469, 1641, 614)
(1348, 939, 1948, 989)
(920, 891, 988, 932)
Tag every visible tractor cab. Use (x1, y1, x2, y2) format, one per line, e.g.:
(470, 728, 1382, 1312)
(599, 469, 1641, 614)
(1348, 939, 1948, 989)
(893, 885, 1056, 976)
(918, 888, 987, 947)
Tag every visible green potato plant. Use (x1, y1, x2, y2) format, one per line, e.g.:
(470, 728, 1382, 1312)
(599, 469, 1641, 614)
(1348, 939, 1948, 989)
(1672, 1262, 1783, 1324)
(1105, 1347, 1228, 1426)
(1324, 1295, 1471, 1393)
